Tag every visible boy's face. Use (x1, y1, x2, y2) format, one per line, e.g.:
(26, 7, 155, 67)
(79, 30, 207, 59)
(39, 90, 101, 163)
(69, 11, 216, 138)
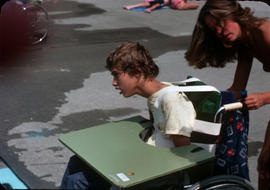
(111, 68, 140, 97)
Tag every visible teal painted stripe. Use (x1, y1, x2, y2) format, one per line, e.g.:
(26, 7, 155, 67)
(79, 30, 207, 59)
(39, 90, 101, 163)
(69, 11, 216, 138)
(0, 167, 28, 189)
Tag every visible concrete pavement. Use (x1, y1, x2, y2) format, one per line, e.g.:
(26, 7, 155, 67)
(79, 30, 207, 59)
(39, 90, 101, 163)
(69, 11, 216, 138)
(0, 0, 269, 189)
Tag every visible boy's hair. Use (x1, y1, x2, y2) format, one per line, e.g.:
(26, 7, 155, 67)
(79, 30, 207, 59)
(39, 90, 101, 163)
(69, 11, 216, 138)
(185, 0, 266, 69)
(106, 42, 159, 79)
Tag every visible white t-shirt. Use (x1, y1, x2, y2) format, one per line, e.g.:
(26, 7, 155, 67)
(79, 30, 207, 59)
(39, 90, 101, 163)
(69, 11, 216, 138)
(146, 84, 196, 148)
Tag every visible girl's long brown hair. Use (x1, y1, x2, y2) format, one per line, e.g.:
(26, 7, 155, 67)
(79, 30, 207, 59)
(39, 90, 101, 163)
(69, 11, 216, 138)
(185, 0, 266, 68)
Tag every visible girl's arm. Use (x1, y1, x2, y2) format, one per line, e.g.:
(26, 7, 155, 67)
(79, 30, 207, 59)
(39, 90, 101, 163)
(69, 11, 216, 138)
(230, 50, 270, 109)
(228, 50, 253, 99)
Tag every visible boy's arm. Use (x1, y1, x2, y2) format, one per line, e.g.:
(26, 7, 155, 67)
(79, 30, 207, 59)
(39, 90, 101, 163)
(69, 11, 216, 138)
(170, 135, 190, 147)
(162, 92, 195, 147)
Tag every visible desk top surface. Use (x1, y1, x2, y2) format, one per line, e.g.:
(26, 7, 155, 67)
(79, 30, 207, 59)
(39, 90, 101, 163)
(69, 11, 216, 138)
(59, 116, 215, 188)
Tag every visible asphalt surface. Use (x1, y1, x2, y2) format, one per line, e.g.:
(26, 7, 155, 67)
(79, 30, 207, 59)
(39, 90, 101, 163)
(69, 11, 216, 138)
(0, 0, 269, 189)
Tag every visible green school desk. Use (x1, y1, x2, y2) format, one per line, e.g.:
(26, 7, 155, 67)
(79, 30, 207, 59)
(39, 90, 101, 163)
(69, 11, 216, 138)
(59, 116, 215, 189)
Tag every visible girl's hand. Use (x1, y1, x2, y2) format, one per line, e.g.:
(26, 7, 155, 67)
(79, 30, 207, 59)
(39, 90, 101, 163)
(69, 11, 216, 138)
(244, 93, 265, 110)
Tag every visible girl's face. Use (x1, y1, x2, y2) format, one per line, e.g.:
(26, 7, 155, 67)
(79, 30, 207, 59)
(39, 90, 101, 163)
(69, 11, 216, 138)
(205, 15, 242, 46)
(111, 68, 140, 97)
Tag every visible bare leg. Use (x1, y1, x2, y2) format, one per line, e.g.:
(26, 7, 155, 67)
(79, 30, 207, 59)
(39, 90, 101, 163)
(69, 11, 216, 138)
(123, 2, 150, 10)
(144, 3, 161, 13)
(258, 121, 270, 190)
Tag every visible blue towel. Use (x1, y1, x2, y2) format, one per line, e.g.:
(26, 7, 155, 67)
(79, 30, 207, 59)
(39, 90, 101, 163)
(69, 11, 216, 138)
(130, 6, 169, 12)
(215, 91, 250, 180)
(220, 91, 247, 105)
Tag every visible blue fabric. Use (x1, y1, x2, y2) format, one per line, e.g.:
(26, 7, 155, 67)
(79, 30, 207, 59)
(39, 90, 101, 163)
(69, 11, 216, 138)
(220, 91, 235, 106)
(220, 91, 247, 106)
(61, 156, 111, 190)
(214, 91, 250, 180)
(130, 6, 168, 12)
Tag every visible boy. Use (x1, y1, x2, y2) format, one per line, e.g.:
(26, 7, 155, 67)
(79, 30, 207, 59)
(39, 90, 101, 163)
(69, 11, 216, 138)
(61, 42, 196, 189)
(106, 41, 195, 148)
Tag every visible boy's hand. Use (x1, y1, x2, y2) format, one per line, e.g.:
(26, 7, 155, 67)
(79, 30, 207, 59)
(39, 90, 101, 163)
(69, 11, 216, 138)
(170, 135, 190, 147)
(140, 126, 154, 141)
